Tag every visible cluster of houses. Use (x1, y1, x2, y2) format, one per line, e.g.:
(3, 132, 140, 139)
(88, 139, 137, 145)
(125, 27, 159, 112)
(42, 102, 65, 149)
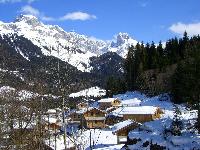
(43, 97, 163, 144)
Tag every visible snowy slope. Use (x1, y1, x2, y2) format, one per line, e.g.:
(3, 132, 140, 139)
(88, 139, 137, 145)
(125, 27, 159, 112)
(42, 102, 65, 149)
(112, 92, 200, 150)
(0, 15, 137, 72)
(0, 86, 58, 101)
(69, 86, 106, 98)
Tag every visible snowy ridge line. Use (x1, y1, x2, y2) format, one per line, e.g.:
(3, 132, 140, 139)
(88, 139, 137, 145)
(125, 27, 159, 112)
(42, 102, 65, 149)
(0, 15, 138, 72)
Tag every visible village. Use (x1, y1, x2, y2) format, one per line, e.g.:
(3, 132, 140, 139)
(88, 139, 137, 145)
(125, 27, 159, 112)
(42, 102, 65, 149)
(42, 90, 167, 149)
(0, 86, 198, 150)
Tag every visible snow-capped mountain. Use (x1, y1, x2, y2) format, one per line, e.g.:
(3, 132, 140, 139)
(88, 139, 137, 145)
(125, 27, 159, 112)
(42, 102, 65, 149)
(0, 15, 137, 72)
(109, 32, 138, 57)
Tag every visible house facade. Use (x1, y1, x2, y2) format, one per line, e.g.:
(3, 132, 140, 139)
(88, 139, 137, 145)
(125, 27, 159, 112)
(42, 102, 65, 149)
(68, 111, 84, 124)
(83, 108, 107, 128)
(98, 98, 121, 110)
(112, 120, 141, 144)
(113, 106, 162, 123)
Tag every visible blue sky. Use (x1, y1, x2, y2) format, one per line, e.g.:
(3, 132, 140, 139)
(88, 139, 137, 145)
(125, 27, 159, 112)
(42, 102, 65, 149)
(0, 0, 200, 43)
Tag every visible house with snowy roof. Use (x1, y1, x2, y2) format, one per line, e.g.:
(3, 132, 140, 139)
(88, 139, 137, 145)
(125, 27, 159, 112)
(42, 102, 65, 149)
(112, 120, 141, 144)
(98, 98, 121, 110)
(112, 106, 163, 123)
(83, 107, 107, 128)
(43, 117, 62, 133)
(68, 109, 86, 127)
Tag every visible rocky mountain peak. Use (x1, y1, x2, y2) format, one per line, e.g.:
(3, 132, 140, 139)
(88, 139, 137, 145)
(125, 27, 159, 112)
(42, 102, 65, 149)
(14, 14, 41, 26)
(116, 32, 130, 45)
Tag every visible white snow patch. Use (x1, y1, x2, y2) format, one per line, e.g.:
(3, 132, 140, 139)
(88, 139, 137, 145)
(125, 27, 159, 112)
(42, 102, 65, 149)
(69, 86, 106, 98)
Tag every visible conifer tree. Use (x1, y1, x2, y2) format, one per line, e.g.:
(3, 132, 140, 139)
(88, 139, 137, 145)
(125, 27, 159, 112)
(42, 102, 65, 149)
(124, 46, 135, 90)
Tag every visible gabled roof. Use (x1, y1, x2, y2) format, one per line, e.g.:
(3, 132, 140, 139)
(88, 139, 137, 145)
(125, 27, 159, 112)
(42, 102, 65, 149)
(69, 108, 87, 115)
(98, 98, 117, 103)
(112, 120, 140, 133)
(83, 107, 106, 114)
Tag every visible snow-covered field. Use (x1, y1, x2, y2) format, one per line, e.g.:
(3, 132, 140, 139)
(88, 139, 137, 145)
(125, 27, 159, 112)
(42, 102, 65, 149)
(79, 129, 119, 150)
(46, 129, 121, 150)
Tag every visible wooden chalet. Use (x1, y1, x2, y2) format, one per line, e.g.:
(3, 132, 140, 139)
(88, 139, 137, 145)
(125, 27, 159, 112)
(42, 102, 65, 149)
(106, 114, 123, 125)
(98, 98, 121, 110)
(83, 107, 107, 128)
(113, 106, 163, 123)
(68, 109, 86, 127)
(112, 120, 141, 144)
(43, 117, 62, 133)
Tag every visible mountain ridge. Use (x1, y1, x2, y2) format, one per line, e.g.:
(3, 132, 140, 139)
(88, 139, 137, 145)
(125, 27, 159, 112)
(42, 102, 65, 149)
(0, 14, 137, 72)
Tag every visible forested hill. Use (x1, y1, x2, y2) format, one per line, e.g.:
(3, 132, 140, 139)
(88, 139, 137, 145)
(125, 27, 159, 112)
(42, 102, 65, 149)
(107, 31, 200, 105)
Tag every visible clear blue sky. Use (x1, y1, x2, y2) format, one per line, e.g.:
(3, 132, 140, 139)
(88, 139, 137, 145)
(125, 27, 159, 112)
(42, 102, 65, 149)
(0, 0, 200, 43)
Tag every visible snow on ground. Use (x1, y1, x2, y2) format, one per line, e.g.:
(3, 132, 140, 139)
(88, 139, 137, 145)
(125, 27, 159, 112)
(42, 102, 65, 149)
(18, 90, 39, 100)
(69, 86, 106, 98)
(121, 98, 141, 106)
(0, 86, 58, 100)
(48, 129, 119, 150)
(0, 86, 15, 94)
(48, 91, 199, 149)
(113, 91, 146, 101)
(0, 68, 25, 81)
(78, 129, 119, 150)
(45, 135, 75, 150)
(128, 116, 200, 150)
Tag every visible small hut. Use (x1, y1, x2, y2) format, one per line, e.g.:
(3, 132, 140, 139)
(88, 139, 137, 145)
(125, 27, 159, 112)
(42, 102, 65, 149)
(98, 98, 121, 110)
(112, 120, 141, 144)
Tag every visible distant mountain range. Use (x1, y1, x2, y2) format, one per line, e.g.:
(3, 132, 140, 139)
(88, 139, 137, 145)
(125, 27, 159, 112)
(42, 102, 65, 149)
(0, 14, 137, 72)
(0, 15, 137, 95)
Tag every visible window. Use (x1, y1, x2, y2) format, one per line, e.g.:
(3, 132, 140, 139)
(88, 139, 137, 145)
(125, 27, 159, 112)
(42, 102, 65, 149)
(95, 120, 97, 124)
(91, 112, 93, 116)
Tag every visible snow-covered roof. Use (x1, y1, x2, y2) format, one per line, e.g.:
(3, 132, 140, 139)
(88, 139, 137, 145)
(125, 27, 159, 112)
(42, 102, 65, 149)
(112, 120, 140, 133)
(98, 98, 118, 103)
(113, 106, 159, 115)
(85, 117, 106, 120)
(121, 98, 141, 106)
(46, 109, 57, 114)
(43, 117, 57, 124)
(84, 107, 106, 114)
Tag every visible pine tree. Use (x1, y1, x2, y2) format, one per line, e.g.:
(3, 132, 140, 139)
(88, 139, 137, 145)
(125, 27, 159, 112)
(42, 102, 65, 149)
(171, 105, 183, 136)
(124, 46, 135, 90)
(157, 41, 165, 70)
(140, 42, 148, 70)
